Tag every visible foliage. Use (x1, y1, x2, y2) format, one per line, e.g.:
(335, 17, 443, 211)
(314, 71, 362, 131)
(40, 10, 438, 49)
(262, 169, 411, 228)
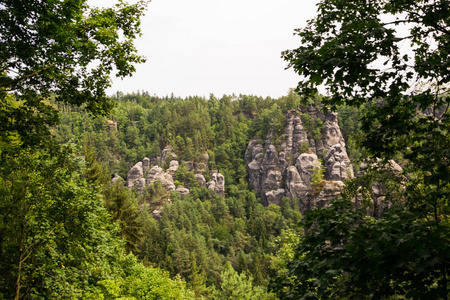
(0, 143, 124, 299)
(104, 180, 143, 254)
(310, 159, 325, 196)
(0, 0, 147, 154)
(274, 0, 450, 298)
(272, 198, 450, 299)
(300, 113, 323, 142)
(87, 254, 196, 300)
(211, 262, 275, 300)
(0, 1, 201, 298)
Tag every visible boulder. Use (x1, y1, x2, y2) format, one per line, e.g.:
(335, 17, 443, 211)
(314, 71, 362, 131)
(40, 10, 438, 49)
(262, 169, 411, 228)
(127, 162, 143, 189)
(111, 173, 122, 185)
(152, 210, 162, 221)
(176, 186, 190, 199)
(266, 189, 285, 206)
(296, 153, 319, 186)
(142, 157, 150, 175)
(195, 174, 206, 187)
(136, 178, 146, 194)
(194, 163, 207, 174)
(324, 144, 353, 181)
(166, 160, 179, 176)
(161, 146, 177, 166)
(314, 181, 345, 208)
(160, 179, 176, 191)
(146, 166, 164, 185)
(208, 171, 225, 197)
(107, 120, 118, 131)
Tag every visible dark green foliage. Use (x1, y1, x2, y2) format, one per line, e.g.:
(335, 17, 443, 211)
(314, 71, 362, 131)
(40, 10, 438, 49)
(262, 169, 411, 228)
(300, 113, 324, 142)
(104, 181, 143, 254)
(0, 0, 147, 150)
(272, 198, 450, 299)
(273, 0, 450, 298)
(0, 143, 122, 298)
(135, 186, 304, 294)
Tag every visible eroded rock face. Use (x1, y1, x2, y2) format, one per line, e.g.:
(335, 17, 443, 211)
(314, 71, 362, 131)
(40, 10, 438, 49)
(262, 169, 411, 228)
(266, 189, 285, 206)
(161, 146, 177, 166)
(166, 160, 179, 177)
(176, 186, 190, 199)
(246, 141, 264, 194)
(246, 108, 353, 213)
(314, 181, 345, 208)
(124, 147, 226, 221)
(146, 166, 164, 185)
(324, 144, 353, 181)
(126, 146, 226, 199)
(195, 174, 206, 187)
(324, 112, 346, 149)
(296, 153, 319, 186)
(127, 162, 143, 189)
(208, 171, 225, 197)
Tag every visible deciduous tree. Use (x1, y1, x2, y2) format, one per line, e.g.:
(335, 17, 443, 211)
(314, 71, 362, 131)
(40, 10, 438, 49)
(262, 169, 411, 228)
(272, 0, 450, 298)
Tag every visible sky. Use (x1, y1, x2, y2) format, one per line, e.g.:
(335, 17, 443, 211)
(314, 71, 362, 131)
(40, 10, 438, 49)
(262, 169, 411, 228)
(92, 0, 320, 98)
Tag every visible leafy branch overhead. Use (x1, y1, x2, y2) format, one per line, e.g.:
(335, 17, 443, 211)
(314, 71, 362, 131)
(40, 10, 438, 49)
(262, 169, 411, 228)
(284, 0, 449, 108)
(0, 0, 148, 149)
(273, 0, 450, 299)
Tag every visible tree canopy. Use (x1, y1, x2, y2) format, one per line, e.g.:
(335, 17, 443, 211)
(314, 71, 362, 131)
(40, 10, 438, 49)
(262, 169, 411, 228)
(272, 0, 450, 298)
(0, 1, 203, 299)
(0, 0, 147, 149)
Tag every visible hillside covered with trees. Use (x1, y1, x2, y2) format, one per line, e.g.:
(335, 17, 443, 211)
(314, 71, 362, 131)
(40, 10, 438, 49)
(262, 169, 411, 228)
(1, 0, 449, 299)
(51, 90, 363, 298)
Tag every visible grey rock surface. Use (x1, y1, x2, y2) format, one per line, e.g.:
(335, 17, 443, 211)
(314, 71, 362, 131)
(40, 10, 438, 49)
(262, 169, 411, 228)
(195, 174, 207, 187)
(296, 153, 319, 186)
(176, 186, 190, 199)
(246, 108, 354, 213)
(208, 171, 225, 197)
(143, 157, 150, 175)
(161, 146, 177, 166)
(127, 162, 143, 189)
(324, 144, 353, 181)
(266, 189, 285, 206)
(166, 160, 179, 176)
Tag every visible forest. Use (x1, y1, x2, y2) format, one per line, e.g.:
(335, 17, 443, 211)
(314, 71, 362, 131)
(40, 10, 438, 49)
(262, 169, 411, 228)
(1, 0, 449, 299)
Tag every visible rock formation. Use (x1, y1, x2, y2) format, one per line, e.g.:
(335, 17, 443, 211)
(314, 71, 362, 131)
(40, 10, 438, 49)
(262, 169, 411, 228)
(246, 107, 353, 214)
(207, 171, 225, 197)
(127, 162, 143, 189)
(160, 146, 177, 166)
(125, 148, 225, 202)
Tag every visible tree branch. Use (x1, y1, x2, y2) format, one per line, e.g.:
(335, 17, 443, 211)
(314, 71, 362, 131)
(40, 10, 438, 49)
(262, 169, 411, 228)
(1, 63, 56, 88)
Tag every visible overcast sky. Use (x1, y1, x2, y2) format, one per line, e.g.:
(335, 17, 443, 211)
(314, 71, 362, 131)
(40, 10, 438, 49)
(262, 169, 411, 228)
(92, 0, 319, 98)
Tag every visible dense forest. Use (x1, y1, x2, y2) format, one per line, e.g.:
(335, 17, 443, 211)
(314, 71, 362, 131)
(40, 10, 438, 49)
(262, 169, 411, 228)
(50, 90, 362, 298)
(1, 0, 449, 299)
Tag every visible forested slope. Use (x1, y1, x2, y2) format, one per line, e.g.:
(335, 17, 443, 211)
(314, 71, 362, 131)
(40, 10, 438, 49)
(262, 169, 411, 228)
(50, 90, 362, 297)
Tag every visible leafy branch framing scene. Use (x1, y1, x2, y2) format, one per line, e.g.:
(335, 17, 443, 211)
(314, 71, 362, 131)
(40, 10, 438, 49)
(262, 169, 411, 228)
(1, 0, 449, 299)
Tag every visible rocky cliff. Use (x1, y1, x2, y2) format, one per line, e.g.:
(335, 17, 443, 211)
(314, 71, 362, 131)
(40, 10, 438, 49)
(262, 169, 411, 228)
(246, 107, 353, 214)
(124, 145, 225, 199)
